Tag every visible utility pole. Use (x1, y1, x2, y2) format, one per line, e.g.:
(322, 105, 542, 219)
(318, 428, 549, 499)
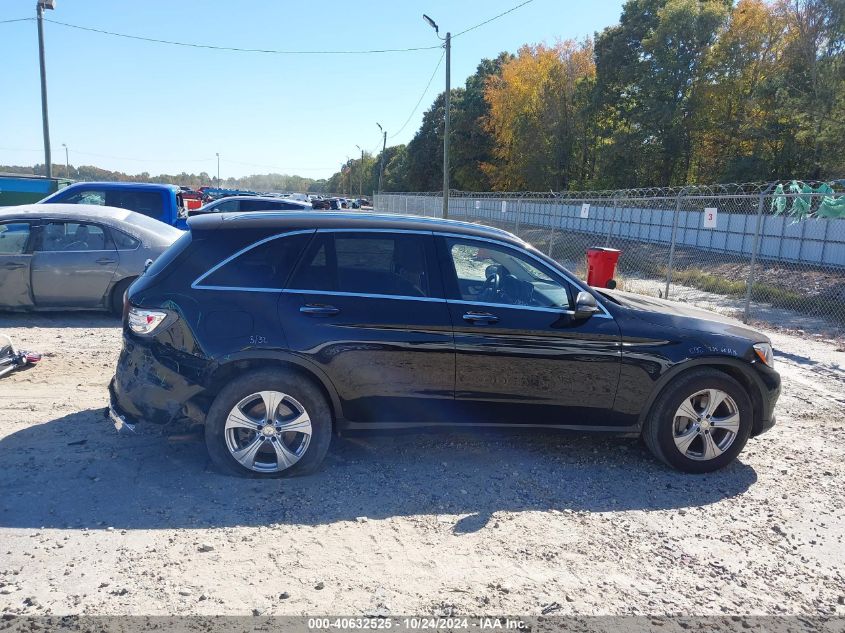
(423, 14, 450, 218)
(376, 123, 386, 194)
(37, 0, 56, 179)
(62, 143, 68, 178)
(442, 31, 450, 219)
(216, 153, 220, 188)
(355, 144, 363, 197)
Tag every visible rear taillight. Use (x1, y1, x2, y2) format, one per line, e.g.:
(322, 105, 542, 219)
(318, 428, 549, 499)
(127, 307, 168, 335)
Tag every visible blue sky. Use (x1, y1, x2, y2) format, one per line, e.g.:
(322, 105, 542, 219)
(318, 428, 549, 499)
(1, 0, 625, 181)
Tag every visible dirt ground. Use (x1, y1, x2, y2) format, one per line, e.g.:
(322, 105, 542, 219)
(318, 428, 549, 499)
(1, 311, 844, 617)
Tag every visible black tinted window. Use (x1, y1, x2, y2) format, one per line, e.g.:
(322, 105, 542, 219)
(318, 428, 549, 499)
(201, 233, 311, 289)
(104, 190, 165, 219)
(212, 199, 240, 213)
(288, 235, 333, 291)
(288, 233, 430, 297)
(239, 200, 285, 212)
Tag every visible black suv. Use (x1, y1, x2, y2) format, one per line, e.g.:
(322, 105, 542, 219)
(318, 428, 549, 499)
(110, 212, 780, 477)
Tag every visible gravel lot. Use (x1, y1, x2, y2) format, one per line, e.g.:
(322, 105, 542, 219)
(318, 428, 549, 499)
(1, 311, 844, 617)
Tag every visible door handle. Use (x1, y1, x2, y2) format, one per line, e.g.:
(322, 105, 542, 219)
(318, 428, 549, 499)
(2, 263, 25, 270)
(462, 311, 499, 324)
(300, 304, 340, 317)
(96, 258, 116, 265)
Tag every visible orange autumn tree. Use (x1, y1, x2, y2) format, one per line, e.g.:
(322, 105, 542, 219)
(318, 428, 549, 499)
(482, 40, 596, 191)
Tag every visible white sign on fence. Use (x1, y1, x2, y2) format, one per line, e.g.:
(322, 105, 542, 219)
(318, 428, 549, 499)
(703, 207, 718, 229)
(475, 200, 480, 209)
(580, 203, 590, 219)
(501, 201, 507, 213)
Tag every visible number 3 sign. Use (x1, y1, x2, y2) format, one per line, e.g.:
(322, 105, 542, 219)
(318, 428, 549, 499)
(703, 207, 717, 229)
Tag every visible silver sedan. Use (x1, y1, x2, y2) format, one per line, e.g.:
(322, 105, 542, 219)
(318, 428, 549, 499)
(0, 204, 182, 314)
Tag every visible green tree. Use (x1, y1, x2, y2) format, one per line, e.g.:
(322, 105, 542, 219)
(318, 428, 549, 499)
(594, 0, 730, 187)
(451, 53, 513, 190)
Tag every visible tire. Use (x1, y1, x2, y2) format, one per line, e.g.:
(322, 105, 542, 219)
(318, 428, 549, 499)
(643, 368, 753, 473)
(204, 368, 332, 478)
(110, 277, 135, 316)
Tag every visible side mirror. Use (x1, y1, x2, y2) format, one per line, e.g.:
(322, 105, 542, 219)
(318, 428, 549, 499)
(143, 258, 153, 274)
(574, 291, 600, 319)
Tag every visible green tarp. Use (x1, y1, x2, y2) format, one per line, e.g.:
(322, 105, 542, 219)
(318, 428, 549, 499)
(770, 180, 845, 220)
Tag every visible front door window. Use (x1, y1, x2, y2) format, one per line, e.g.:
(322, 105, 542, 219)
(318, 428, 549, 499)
(447, 239, 571, 309)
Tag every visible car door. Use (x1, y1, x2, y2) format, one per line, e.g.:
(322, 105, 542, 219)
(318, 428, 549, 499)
(31, 220, 119, 308)
(437, 235, 624, 428)
(0, 221, 35, 309)
(279, 230, 456, 425)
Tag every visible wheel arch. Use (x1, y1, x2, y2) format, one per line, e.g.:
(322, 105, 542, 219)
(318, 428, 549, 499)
(198, 352, 342, 431)
(109, 275, 138, 312)
(637, 358, 764, 433)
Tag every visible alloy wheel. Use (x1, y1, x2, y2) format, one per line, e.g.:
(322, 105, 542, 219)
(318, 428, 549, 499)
(672, 388, 740, 461)
(223, 391, 312, 473)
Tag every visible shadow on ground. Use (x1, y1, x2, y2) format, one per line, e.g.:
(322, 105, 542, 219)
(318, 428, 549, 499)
(0, 408, 757, 533)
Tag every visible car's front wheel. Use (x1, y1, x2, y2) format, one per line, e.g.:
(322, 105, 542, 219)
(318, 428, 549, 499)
(204, 369, 332, 477)
(643, 368, 753, 473)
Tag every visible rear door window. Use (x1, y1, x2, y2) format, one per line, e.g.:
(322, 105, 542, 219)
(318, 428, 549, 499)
(111, 229, 141, 250)
(239, 200, 284, 212)
(104, 190, 164, 219)
(211, 199, 240, 213)
(288, 232, 432, 298)
(197, 233, 312, 290)
(39, 222, 112, 252)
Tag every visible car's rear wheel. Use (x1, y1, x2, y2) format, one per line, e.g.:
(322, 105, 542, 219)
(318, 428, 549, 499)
(643, 368, 752, 473)
(204, 369, 332, 477)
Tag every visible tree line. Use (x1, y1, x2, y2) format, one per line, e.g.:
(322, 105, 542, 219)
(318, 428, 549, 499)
(0, 163, 334, 194)
(339, 0, 844, 193)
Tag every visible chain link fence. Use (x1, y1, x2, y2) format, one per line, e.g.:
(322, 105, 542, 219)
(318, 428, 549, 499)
(374, 183, 845, 336)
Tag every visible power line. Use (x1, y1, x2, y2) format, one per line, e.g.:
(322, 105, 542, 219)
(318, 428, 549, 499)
(389, 49, 446, 140)
(382, 0, 535, 143)
(42, 18, 442, 55)
(0, 17, 33, 25)
(453, 0, 536, 38)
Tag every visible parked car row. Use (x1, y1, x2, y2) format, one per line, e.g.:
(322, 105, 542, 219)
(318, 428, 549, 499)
(34, 180, 376, 228)
(188, 195, 312, 216)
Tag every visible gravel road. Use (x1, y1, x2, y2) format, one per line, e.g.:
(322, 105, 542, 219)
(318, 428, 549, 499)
(1, 312, 844, 617)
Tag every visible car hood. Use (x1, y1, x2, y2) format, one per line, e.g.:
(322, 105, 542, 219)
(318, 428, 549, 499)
(598, 289, 770, 343)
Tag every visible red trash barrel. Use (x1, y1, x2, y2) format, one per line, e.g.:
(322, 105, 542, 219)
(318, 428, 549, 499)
(586, 247, 621, 289)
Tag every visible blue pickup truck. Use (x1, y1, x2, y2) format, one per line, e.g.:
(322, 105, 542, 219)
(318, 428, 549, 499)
(40, 182, 188, 229)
